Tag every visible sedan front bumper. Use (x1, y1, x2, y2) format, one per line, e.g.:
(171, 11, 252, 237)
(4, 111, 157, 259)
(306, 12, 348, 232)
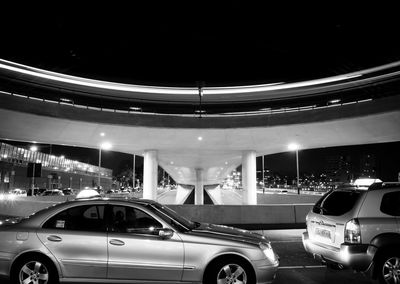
(253, 256, 279, 284)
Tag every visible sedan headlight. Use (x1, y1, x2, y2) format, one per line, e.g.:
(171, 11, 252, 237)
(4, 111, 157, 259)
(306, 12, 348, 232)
(259, 242, 276, 263)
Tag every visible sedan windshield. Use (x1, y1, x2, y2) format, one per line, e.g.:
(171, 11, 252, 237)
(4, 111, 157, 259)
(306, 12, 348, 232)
(147, 203, 198, 232)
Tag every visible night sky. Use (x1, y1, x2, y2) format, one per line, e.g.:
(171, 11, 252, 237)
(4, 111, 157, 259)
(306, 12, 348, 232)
(1, 3, 400, 86)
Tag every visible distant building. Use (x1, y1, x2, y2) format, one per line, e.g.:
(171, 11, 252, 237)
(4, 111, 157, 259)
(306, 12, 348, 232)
(359, 153, 377, 178)
(0, 142, 112, 193)
(325, 154, 352, 183)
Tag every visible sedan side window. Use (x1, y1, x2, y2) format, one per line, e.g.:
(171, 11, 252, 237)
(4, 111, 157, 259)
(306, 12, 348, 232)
(43, 205, 106, 232)
(111, 206, 162, 235)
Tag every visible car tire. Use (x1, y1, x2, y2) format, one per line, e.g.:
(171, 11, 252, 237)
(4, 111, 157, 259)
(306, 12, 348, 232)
(376, 253, 400, 284)
(204, 257, 255, 284)
(11, 255, 58, 284)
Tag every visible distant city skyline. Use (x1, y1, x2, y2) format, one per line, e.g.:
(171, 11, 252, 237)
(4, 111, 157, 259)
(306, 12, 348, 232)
(1, 139, 400, 182)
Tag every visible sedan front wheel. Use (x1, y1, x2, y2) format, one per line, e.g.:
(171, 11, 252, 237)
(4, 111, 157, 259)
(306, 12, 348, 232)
(204, 257, 255, 284)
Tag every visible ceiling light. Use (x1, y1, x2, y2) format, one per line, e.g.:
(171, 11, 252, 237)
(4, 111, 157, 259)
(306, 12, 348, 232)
(328, 99, 341, 104)
(100, 142, 112, 150)
(198, 136, 203, 141)
(60, 98, 73, 103)
(100, 132, 105, 137)
(288, 143, 300, 151)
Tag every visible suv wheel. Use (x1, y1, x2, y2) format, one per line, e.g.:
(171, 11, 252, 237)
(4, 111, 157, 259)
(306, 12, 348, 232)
(376, 253, 400, 284)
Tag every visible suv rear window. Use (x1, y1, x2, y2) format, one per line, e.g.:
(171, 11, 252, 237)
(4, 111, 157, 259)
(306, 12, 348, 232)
(313, 190, 363, 216)
(380, 191, 400, 216)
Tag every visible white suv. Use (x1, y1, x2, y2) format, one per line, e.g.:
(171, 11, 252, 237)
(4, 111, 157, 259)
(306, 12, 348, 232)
(302, 182, 400, 284)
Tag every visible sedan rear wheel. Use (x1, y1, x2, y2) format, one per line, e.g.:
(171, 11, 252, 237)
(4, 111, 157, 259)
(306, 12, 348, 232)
(12, 256, 58, 284)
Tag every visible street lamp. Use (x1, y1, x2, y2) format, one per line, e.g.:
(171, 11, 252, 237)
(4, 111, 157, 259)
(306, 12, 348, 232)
(288, 143, 300, 194)
(98, 142, 112, 191)
(29, 145, 38, 195)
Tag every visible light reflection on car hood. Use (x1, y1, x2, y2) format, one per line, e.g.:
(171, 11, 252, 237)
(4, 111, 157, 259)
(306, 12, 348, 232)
(190, 223, 267, 245)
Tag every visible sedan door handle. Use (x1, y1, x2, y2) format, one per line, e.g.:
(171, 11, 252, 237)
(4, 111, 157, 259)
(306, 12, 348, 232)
(47, 235, 62, 242)
(109, 239, 125, 246)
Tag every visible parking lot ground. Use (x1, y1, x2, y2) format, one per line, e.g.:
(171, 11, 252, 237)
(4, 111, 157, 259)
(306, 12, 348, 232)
(259, 229, 375, 284)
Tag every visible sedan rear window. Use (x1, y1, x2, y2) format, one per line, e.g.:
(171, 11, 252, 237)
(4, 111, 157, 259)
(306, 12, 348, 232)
(313, 190, 363, 216)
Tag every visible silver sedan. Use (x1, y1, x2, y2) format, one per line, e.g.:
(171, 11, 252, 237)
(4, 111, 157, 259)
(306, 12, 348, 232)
(0, 197, 279, 284)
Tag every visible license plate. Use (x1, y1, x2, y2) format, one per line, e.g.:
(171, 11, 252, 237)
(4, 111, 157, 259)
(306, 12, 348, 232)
(315, 228, 331, 240)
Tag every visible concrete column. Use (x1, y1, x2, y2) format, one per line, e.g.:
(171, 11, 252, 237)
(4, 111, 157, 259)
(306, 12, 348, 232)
(143, 150, 158, 200)
(195, 168, 204, 205)
(242, 150, 257, 205)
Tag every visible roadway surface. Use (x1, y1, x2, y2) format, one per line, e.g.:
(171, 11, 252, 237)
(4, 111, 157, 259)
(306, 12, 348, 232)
(259, 229, 374, 284)
(157, 187, 322, 205)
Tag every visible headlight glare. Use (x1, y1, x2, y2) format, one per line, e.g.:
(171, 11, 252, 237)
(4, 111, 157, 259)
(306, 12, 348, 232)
(259, 242, 276, 262)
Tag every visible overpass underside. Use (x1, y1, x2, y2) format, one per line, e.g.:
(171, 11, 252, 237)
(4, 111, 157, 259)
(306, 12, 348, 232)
(1, 58, 400, 204)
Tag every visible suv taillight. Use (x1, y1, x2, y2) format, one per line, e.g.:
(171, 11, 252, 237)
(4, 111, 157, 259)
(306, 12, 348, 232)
(344, 218, 361, 244)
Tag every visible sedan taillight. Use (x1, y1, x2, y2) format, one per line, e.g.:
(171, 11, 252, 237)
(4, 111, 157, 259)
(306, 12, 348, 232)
(344, 218, 361, 244)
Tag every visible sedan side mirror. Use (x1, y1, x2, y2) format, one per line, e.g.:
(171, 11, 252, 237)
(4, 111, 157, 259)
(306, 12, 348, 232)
(158, 228, 174, 239)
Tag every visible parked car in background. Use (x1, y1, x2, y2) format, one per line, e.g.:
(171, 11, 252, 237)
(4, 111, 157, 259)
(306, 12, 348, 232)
(0, 196, 279, 283)
(9, 188, 27, 196)
(302, 181, 400, 284)
(27, 187, 47, 196)
(41, 189, 64, 196)
(62, 188, 76, 195)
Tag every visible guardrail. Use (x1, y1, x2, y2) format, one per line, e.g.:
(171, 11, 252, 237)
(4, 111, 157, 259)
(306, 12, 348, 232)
(0, 196, 312, 229)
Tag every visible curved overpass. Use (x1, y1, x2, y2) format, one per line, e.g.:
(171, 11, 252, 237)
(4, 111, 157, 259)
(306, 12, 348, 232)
(0, 60, 400, 203)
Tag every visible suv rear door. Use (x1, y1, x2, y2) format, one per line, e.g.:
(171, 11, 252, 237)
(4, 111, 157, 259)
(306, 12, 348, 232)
(307, 189, 365, 248)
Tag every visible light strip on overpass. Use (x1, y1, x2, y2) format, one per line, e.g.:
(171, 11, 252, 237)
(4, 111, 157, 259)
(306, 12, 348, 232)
(1, 58, 388, 96)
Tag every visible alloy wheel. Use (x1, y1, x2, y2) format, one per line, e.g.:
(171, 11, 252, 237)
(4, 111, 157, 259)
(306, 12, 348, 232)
(382, 256, 400, 284)
(217, 263, 247, 284)
(19, 261, 49, 284)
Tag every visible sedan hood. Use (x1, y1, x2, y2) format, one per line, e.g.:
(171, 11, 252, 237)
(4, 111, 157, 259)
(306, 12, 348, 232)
(189, 223, 267, 245)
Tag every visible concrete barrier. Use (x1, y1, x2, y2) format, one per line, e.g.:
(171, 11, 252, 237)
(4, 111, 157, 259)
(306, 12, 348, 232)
(0, 196, 313, 229)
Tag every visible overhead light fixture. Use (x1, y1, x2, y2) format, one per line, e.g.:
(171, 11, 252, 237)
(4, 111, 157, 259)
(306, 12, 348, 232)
(100, 132, 105, 137)
(30, 146, 38, 152)
(328, 99, 341, 104)
(129, 106, 142, 111)
(100, 142, 112, 150)
(60, 98, 73, 103)
(198, 136, 203, 141)
(288, 143, 300, 151)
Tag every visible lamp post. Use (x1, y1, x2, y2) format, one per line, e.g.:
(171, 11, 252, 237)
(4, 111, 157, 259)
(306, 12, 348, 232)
(98, 142, 112, 191)
(288, 143, 300, 194)
(133, 154, 136, 189)
(29, 145, 38, 195)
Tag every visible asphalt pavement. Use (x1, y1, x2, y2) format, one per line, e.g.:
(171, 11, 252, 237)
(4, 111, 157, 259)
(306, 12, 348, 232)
(259, 229, 375, 284)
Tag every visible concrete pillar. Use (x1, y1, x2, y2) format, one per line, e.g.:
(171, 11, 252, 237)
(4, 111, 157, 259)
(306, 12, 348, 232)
(195, 168, 204, 205)
(143, 150, 158, 200)
(242, 150, 257, 205)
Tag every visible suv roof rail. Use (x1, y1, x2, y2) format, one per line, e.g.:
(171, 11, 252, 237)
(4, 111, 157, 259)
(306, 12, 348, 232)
(368, 182, 400, 191)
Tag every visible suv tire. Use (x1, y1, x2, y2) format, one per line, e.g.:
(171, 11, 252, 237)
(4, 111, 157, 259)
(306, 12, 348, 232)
(376, 252, 400, 284)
